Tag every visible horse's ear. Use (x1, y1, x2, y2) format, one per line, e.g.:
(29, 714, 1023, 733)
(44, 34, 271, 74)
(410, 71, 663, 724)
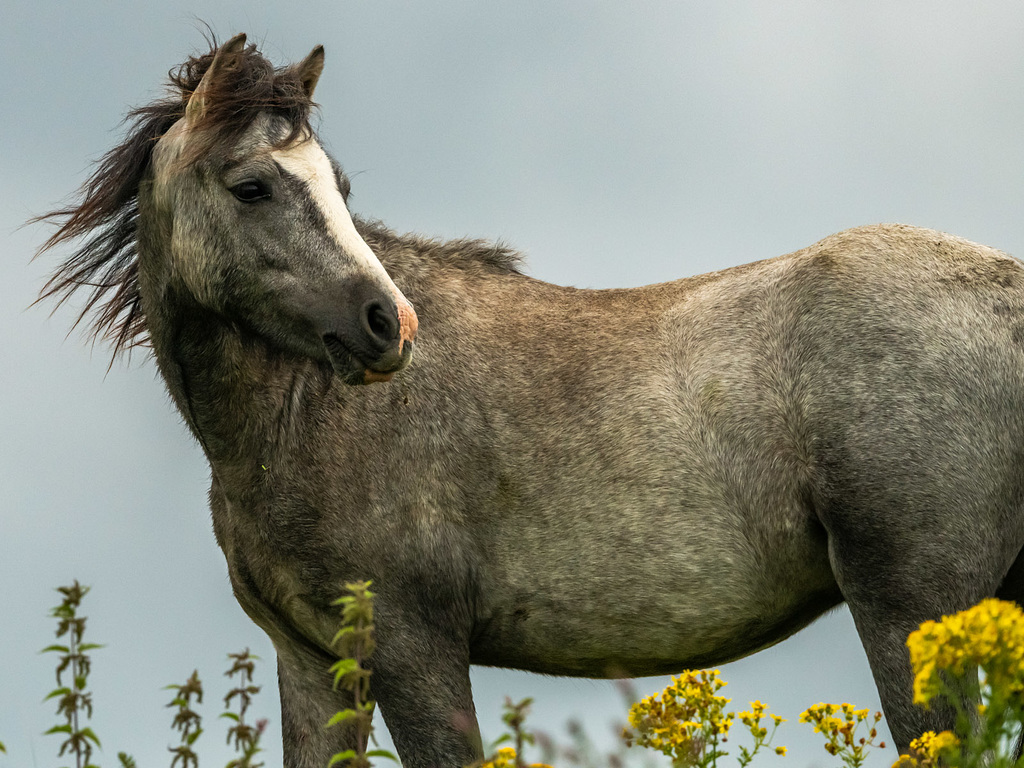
(296, 45, 325, 100)
(185, 33, 248, 128)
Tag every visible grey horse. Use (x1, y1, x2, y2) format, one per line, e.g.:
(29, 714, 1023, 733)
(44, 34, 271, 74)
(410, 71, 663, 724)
(38, 33, 1024, 767)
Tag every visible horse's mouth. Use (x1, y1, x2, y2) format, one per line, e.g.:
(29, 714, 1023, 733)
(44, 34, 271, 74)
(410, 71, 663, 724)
(322, 334, 405, 385)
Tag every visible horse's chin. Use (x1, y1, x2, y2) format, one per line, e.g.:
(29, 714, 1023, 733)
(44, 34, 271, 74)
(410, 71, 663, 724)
(362, 370, 395, 384)
(322, 334, 402, 386)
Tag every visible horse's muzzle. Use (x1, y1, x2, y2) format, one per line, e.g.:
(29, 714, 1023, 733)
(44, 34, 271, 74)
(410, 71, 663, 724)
(315, 281, 418, 385)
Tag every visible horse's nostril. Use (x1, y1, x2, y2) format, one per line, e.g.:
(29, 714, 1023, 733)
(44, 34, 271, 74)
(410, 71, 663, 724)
(362, 300, 399, 348)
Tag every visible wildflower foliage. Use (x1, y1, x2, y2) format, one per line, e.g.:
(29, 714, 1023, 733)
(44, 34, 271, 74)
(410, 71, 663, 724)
(891, 730, 962, 768)
(907, 598, 1024, 710)
(165, 670, 203, 768)
(477, 698, 553, 768)
(222, 649, 267, 768)
(14, 582, 1024, 768)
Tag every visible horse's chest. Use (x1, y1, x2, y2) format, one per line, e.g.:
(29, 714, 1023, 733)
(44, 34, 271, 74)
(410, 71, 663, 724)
(211, 482, 346, 648)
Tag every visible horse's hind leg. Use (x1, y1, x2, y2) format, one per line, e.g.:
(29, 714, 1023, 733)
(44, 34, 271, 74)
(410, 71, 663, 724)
(827, 539, 994, 752)
(995, 544, 1024, 606)
(818, 473, 1014, 753)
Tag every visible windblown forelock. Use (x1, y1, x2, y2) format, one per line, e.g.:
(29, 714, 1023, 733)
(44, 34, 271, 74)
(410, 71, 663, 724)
(171, 40, 316, 164)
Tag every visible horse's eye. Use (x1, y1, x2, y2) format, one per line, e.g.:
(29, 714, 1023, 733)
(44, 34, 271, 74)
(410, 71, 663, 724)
(230, 180, 271, 203)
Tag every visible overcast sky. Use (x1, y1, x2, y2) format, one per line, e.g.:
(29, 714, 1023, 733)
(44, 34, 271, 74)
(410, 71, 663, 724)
(5, 2, 1024, 766)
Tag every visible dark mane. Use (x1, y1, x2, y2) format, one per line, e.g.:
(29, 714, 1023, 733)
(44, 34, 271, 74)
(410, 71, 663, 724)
(35, 37, 316, 355)
(355, 218, 525, 276)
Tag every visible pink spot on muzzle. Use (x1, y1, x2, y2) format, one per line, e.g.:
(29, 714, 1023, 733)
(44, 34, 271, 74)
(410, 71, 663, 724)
(392, 287, 419, 353)
(360, 287, 418, 385)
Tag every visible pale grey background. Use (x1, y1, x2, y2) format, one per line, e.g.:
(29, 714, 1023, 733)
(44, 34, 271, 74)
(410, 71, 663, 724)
(4, 2, 1024, 766)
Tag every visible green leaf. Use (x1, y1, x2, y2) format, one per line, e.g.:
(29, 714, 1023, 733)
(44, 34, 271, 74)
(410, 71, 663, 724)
(117, 753, 138, 768)
(366, 749, 400, 761)
(186, 727, 203, 746)
(79, 727, 102, 747)
(327, 750, 357, 767)
(0, 739, 6, 753)
(44, 724, 73, 735)
(40, 644, 70, 654)
(219, 712, 240, 722)
(44, 686, 73, 701)
(328, 658, 359, 674)
(329, 658, 360, 689)
(331, 625, 356, 645)
(324, 710, 358, 728)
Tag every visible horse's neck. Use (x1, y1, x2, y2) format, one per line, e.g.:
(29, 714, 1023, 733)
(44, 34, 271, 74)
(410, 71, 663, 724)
(149, 302, 327, 471)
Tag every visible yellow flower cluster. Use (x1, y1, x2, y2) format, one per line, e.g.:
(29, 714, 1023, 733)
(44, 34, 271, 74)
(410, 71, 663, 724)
(799, 702, 884, 766)
(890, 730, 960, 768)
(479, 746, 552, 768)
(912, 730, 960, 758)
(624, 670, 786, 767)
(737, 700, 787, 757)
(737, 700, 784, 742)
(906, 598, 1024, 707)
(624, 669, 733, 761)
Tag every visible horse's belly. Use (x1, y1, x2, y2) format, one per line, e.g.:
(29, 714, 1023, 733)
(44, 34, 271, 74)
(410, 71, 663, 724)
(470, 542, 841, 676)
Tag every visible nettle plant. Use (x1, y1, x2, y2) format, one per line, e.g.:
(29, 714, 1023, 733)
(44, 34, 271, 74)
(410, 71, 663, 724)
(42, 581, 104, 768)
(324, 580, 398, 768)
(30, 583, 271, 768)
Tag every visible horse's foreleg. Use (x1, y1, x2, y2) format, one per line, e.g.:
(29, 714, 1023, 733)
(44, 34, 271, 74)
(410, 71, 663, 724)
(277, 641, 362, 768)
(371, 618, 483, 768)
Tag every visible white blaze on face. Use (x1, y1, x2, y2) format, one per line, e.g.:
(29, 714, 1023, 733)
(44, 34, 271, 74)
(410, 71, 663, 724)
(272, 139, 386, 279)
(271, 139, 418, 348)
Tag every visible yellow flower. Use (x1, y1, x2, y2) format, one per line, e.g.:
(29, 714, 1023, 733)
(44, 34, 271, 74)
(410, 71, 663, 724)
(906, 599, 1024, 708)
(801, 702, 884, 764)
(891, 755, 919, 768)
(910, 730, 959, 760)
(775, 746, 787, 756)
(480, 747, 517, 768)
(479, 747, 553, 768)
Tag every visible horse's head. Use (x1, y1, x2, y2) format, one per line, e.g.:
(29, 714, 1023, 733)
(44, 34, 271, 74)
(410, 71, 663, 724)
(147, 34, 417, 384)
